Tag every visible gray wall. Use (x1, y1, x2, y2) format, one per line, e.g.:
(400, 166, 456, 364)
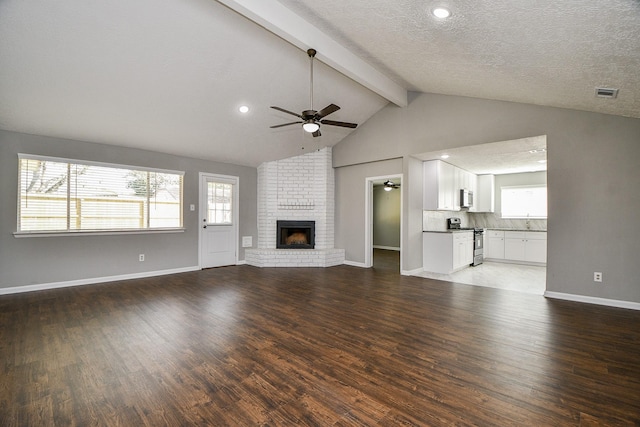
(0, 130, 257, 289)
(335, 158, 402, 262)
(373, 186, 400, 248)
(333, 92, 640, 303)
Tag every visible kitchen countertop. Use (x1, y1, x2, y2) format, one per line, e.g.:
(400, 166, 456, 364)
(423, 230, 476, 233)
(486, 228, 547, 232)
(424, 228, 547, 233)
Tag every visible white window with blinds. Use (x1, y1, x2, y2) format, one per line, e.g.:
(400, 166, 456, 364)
(17, 154, 184, 234)
(501, 185, 547, 219)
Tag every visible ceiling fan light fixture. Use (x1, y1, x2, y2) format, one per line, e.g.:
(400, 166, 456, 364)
(383, 180, 398, 191)
(302, 121, 320, 133)
(269, 48, 358, 136)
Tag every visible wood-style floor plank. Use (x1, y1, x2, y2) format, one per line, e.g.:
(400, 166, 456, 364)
(1, 251, 639, 426)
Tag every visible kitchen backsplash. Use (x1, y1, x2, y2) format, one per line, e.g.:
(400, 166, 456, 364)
(423, 211, 472, 231)
(423, 210, 547, 231)
(470, 212, 547, 230)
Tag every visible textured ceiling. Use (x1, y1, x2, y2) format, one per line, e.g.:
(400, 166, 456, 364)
(415, 136, 547, 175)
(0, 0, 638, 168)
(278, 0, 640, 118)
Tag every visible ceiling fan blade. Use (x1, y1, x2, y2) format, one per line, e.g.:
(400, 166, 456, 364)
(270, 121, 302, 129)
(312, 129, 321, 137)
(270, 106, 303, 118)
(316, 104, 340, 119)
(320, 119, 358, 129)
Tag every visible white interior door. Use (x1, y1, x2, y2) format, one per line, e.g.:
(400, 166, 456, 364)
(199, 173, 238, 268)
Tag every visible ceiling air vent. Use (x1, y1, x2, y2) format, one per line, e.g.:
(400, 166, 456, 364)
(595, 87, 619, 99)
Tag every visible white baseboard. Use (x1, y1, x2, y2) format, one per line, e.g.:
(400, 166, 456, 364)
(236, 260, 247, 265)
(344, 260, 368, 268)
(544, 291, 640, 311)
(0, 266, 200, 296)
(402, 267, 424, 276)
(373, 245, 401, 251)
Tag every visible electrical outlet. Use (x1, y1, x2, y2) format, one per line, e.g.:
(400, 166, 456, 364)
(139, 254, 145, 262)
(594, 272, 602, 282)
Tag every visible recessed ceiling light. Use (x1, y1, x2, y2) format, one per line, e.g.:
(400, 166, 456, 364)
(432, 7, 451, 18)
(538, 160, 547, 164)
(440, 154, 450, 159)
(238, 105, 249, 113)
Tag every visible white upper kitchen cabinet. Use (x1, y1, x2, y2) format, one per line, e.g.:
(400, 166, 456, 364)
(423, 160, 456, 211)
(476, 174, 495, 213)
(424, 160, 477, 211)
(455, 168, 478, 211)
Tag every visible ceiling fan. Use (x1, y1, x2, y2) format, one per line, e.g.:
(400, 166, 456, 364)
(383, 180, 400, 191)
(270, 48, 358, 137)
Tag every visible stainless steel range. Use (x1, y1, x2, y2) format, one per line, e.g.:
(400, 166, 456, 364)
(472, 229, 484, 266)
(447, 217, 484, 266)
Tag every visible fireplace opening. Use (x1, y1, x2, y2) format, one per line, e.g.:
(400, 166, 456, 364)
(277, 220, 315, 249)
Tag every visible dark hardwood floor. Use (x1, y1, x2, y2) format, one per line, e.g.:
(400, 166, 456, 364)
(1, 258, 639, 426)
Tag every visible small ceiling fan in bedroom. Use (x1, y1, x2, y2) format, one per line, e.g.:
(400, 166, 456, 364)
(270, 48, 358, 137)
(383, 180, 400, 191)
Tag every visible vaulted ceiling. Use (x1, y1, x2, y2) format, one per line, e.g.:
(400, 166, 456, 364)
(1, 0, 638, 167)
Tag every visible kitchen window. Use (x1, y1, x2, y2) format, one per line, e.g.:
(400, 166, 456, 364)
(17, 154, 184, 234)
(501, 185, 547, 219)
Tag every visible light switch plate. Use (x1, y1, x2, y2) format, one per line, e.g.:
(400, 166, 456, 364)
(242, 236, 253, 248)
(190, 204, 195, 211)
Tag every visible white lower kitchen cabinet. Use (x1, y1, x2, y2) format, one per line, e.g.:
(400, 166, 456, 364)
(524, 233, 547, 263)
(503, 231, 547, 264)
(485, 230, 505, 259)
(423, 231, 474, 274)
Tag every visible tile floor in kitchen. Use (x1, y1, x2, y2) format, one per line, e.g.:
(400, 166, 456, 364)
(416, 260, 546, 295)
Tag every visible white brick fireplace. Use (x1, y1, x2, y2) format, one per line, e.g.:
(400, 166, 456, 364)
(245, 147, 345, 267)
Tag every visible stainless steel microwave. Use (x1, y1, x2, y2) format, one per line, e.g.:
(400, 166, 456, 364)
(460, 189, 473, 208)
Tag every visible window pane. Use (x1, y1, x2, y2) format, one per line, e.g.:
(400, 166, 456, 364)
(207, 181, 232, 224)
(72, 165, 147, 230)
(148, 172, 183, 228)
(19, 159, 69, 231)
(501, 186, 547, 218)
(18, 156, 183, 232)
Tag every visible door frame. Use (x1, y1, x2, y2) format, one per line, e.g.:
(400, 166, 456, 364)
(198, 172, 240, 268)
(364, 174, 403, 269)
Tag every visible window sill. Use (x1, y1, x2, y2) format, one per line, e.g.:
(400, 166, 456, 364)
(13, 228, 185, 238)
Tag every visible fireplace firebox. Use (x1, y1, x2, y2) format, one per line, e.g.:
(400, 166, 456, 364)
(276, 220, 315, 249)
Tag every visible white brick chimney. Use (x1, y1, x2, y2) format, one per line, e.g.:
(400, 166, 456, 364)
(246, 147, 344, 267)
